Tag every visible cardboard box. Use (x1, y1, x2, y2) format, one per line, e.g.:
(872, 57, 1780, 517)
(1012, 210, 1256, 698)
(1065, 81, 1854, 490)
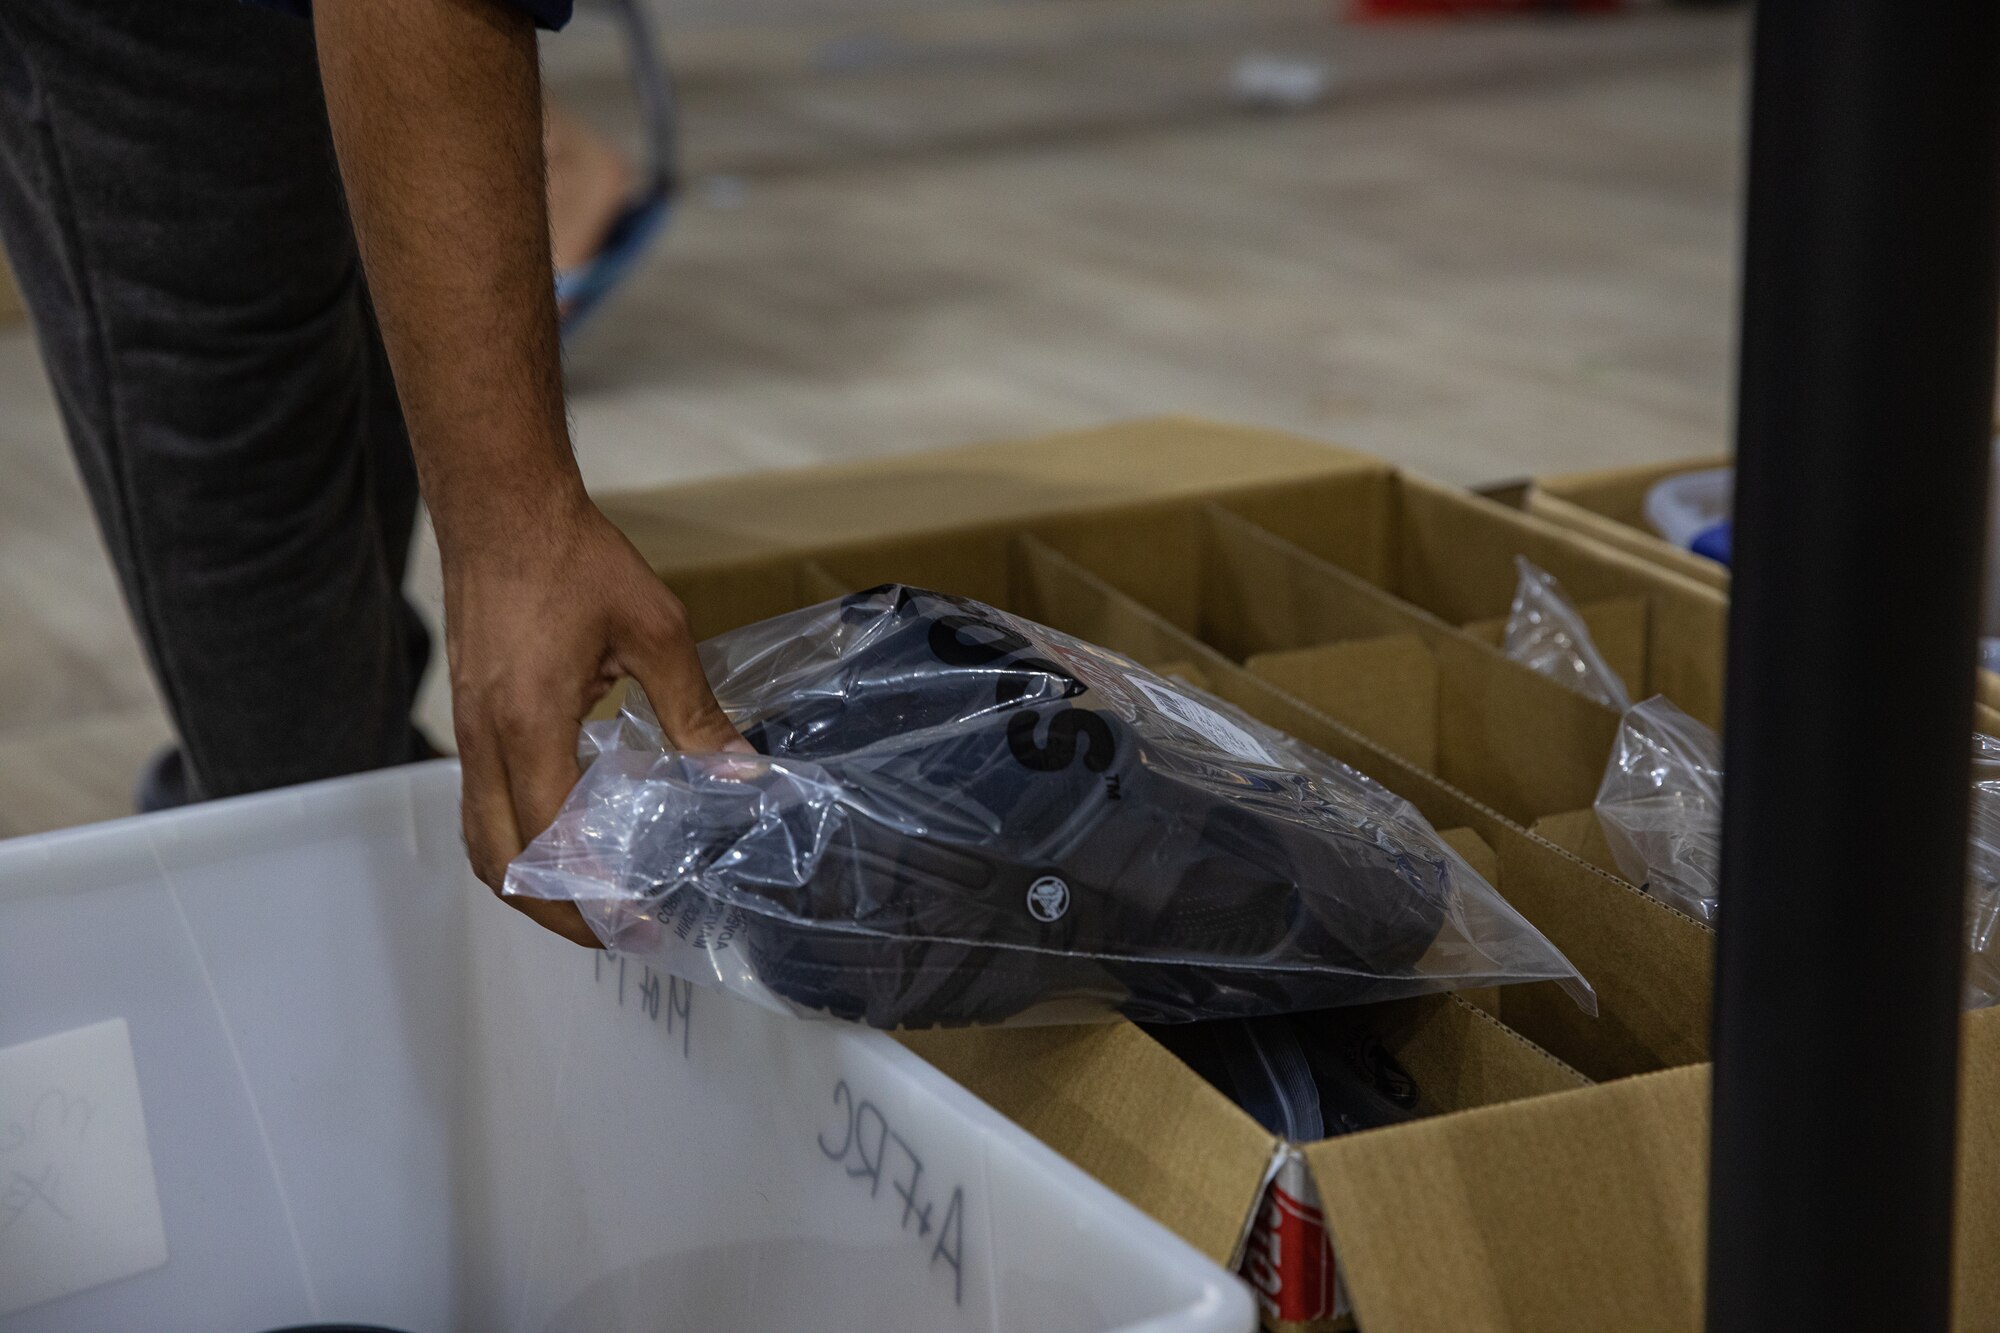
(606, 424, 1724, 1068)
(668, 475, 1719, 1085)
(599, 418, 2000, 1331)
(1034, 500, 1635, 827)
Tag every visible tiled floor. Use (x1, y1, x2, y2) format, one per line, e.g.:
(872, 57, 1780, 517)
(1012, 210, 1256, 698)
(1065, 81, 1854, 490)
(0, 4, 1747, 835)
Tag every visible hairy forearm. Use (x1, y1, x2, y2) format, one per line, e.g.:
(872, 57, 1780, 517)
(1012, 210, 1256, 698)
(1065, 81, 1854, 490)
(313, 0, 579, 555)
(309, 0, 743, 933)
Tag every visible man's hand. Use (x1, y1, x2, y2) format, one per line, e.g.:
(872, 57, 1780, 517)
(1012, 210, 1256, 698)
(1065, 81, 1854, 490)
(444, 489, 747, 946)
(310, 0, 743, 943)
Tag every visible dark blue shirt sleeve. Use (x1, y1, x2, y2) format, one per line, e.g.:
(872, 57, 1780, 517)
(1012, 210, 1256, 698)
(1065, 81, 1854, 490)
(251, 0, 573, 33)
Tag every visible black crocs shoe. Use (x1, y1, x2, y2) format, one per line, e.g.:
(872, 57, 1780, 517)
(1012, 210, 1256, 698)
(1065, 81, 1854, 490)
(644, 585, 1454, 1029)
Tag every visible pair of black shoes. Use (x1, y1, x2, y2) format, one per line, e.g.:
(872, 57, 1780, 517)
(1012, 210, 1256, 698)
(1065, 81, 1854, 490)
(641, 585, 1458, 1028)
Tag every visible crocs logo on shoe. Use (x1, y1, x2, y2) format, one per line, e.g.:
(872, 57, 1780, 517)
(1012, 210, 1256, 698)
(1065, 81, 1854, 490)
(1026, 875, 1071, 923)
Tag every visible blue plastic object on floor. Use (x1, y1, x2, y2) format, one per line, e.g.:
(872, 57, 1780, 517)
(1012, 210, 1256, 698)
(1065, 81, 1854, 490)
(554, 0, 680, 340)
(1690, 519, 1733, 566)
(556, 187, 673, 339)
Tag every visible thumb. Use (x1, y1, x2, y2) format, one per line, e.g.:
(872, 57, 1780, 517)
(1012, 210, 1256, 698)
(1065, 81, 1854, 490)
(620, 608, 751, 755)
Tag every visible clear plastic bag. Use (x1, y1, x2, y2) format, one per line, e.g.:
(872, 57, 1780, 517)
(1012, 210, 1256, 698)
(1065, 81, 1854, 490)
(1502, 557, 1633, 711)
(1595, 696, 2000, 1009)
(1963, 736, 2000, 1008)
(507, 585, 1594, 1028)
(1592, 696, 1724, 925)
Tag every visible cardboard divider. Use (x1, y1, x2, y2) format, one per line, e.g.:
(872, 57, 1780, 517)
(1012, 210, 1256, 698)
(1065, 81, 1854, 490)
(662, 555, 878, 640)
(1231, 672, 1713, 1082)
(1154, 660, 1216, 690)
(1377, 990, 1591, 1109)
(1461, 595, 1651, 704)
(1206, 472, 1730, 729)
(1244, 638, 1441, 774)
(1004, 530, 1222, 670)
(1532, 809, 1623, 879)
(1007, 535, 1714, 1084)
(1436, 832, 1505, 1020)
(1396, 476, 1727, 727)
(897, 1019, 1280, 1267)
(617, 423, 1730, 728)
(1031, 505, 1626, 826)
(814, 530, 1021, 613)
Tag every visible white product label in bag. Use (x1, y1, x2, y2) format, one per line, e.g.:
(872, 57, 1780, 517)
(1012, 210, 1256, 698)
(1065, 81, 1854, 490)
(1134, 679, 1282, 767)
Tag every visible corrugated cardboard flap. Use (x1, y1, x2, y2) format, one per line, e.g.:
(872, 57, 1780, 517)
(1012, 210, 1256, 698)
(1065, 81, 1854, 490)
(1247, 637, 1441, 773)
(898, 1020, 1278, 1265)
(1306, 1064, 1708, 1333)
(600, 416, 1382, 576)
(1307, 1006, 2000, 1333)
(1530, 808, 1623, 878)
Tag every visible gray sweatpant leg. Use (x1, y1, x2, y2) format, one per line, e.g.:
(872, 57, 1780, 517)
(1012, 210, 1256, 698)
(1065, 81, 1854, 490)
(0, 0, 434, 804)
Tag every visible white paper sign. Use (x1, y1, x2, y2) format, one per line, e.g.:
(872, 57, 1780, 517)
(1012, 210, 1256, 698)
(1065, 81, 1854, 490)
(0, 1018, 168, 1317)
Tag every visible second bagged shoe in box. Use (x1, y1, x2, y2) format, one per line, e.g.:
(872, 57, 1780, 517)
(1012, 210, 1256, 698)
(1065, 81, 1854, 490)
(1144, 1010, 1433, 1142)
(506, 585, 1592, 1028)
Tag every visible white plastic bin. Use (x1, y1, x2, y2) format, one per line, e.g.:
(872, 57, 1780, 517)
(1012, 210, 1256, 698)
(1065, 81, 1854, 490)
(0, 760, 1252, 1333)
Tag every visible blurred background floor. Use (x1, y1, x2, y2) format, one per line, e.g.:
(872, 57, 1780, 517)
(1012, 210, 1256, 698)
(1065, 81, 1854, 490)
(0, 1, 1746, 835)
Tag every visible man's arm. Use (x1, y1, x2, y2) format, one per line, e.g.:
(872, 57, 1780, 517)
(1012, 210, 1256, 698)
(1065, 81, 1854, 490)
(313, 0, 745, 944)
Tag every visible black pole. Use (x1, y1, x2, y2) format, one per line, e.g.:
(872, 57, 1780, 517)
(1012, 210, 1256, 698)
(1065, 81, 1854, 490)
(1709, 5, 2000, 1331)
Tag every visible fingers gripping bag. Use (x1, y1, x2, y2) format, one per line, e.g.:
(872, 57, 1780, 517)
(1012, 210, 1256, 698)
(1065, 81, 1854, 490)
(506, 585, 1593, 1028)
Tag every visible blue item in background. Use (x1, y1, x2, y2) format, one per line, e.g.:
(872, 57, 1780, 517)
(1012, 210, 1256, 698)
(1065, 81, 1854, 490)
(1643, 467, 1734, 565)
(1690, 519, 1733, 566)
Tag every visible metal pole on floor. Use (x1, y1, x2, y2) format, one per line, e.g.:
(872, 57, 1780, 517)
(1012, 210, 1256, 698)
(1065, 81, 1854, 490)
(1708, 4, 2000, 1331)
